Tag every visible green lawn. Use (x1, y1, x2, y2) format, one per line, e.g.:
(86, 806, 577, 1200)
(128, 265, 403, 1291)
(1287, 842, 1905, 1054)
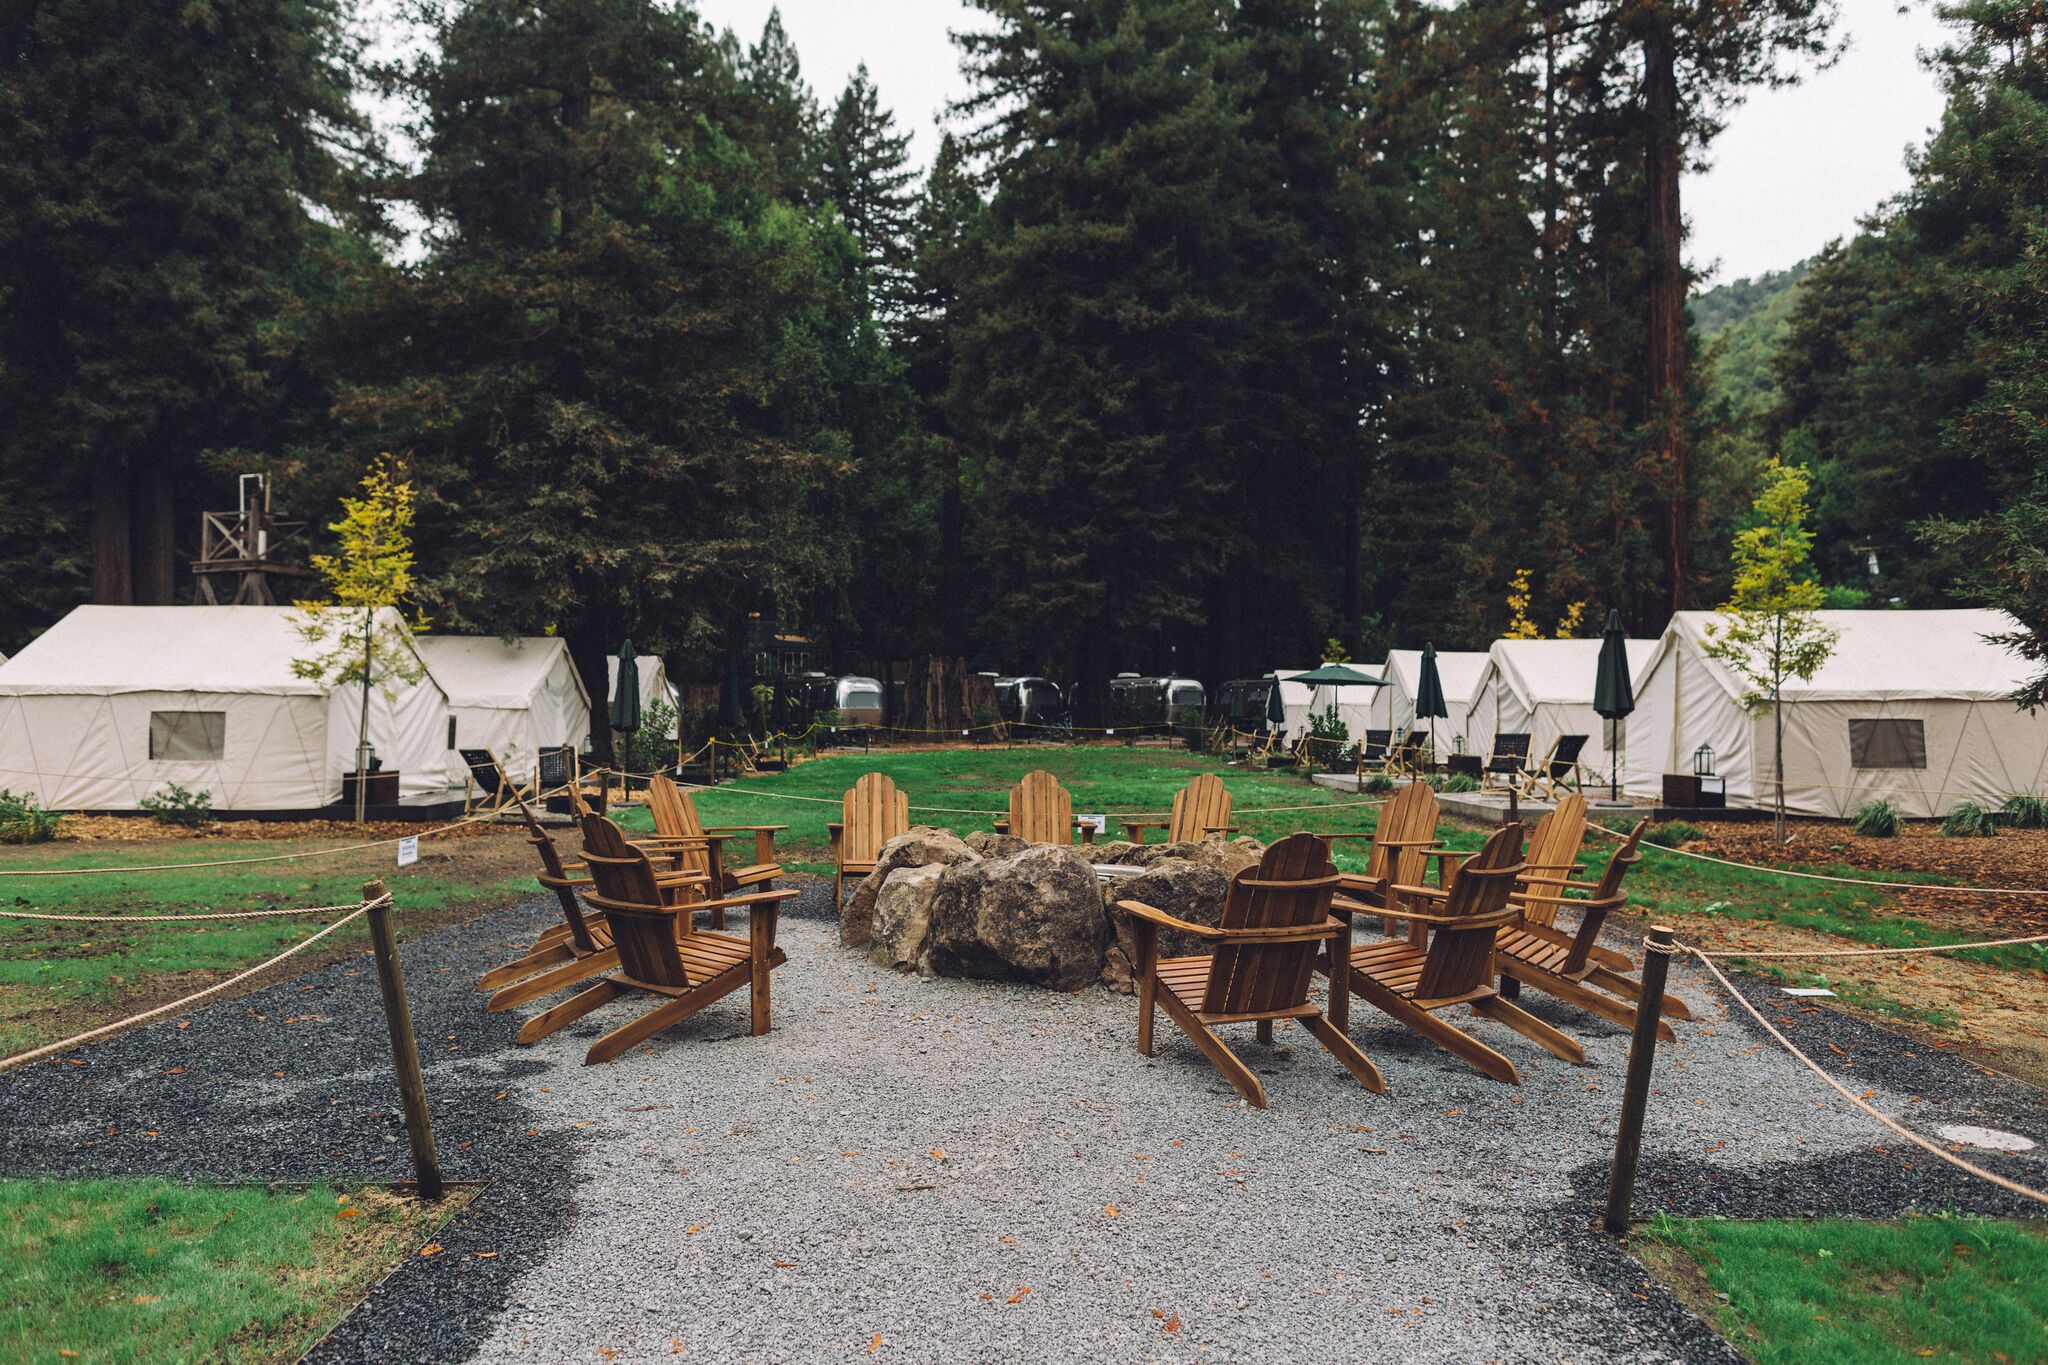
(0, 839, 528, 1053)
(0, 1178, 464, 1364)
(1638, 1214, 2048, 1364)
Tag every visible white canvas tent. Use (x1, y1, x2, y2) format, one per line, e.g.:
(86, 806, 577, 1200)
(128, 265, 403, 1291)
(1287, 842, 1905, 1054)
(416, 636, 590, 776)
(1623, 610, 2048, 818)
(0, 605, 453, 812)
(1465, 637, 1657, 776)
(607, 654, 680, 738)
(1369, 649, 1490, 751)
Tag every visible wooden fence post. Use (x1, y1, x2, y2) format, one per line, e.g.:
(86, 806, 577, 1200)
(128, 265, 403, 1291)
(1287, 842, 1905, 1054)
(363, 880, 443, 1201)
(1603, 923, 1676, 1235)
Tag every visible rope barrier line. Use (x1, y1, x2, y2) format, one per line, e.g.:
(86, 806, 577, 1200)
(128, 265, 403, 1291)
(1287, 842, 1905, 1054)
(1587, 822, 2048, 897)
(1702, 933, 2048, 960)
(0, 897, 382, 1075)
(1685, 944, 2048, 1209)
(0, 900, 373, 924)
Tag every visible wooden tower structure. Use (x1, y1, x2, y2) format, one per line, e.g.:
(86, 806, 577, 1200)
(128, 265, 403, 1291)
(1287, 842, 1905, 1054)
(191, 474, 313, 605)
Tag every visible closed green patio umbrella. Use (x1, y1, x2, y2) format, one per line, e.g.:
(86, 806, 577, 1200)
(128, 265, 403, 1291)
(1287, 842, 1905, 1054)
(610, 638, 642, 734)
(1414, 642, 1449, 766)
(1593, 609, 1636, 799)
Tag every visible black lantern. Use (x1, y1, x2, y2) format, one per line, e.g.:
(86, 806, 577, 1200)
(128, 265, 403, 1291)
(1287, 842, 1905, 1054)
(1693, 743, 1716, 777)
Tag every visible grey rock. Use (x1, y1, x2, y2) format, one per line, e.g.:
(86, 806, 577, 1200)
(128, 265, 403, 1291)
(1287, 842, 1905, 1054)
(962, 830, 1030, 860)
(925, 843, 1109, 991)
(1098, 856, 1234, 993)
(869, 862, 946, 974)
(840, 825, 978, 948)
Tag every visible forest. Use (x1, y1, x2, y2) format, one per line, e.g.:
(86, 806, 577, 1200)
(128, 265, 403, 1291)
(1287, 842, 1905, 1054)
(1, 0, 2041, 722)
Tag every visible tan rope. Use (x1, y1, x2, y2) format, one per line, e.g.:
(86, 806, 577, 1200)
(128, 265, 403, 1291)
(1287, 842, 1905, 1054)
(1686, 945, 2048, 1208)
(0, 897, 382, 1074)
(0, 901, 373, 924)
(1588, 822, 2048, 897)
(1707, 933, 2048, 960)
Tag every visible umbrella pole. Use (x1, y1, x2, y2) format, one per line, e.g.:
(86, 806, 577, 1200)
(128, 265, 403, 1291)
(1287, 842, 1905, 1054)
(1609, 718, 1619, 801)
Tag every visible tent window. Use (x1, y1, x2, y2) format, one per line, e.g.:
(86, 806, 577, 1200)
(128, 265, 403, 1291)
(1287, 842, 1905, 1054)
(149, 712, 225, 762)
(1849, 718, 1926, 769)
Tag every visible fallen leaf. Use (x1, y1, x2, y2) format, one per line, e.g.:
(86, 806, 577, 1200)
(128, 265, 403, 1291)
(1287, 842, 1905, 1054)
(1163, 1314, 1181, 1333)
(1103, 1205, 1120, 1218)
(774, 1260, 796, 1268)
(868, 1332, 883, 1355)
(176, 1021, 189, 1030)
(1005, 1286, 1032, 1304)
(336, 1208, 363, 1220)
(420, 1244, 444, 1257)
(686, 1225, 704, 1235)
(999, 1235, 1016, 1245)
(929, 1148, 947, 1160)
(571, 1120, 595, 1129)
(669, 1341, 685, 1355)
(160, 1068, 186, 1076)
(474, 1251, 499, 1259)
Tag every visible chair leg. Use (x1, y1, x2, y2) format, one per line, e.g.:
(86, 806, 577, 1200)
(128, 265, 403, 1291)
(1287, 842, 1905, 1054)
(1472, 995, 1588, 1065)
(1355, 979, 1520, 1085)
(1297, 1013, 1387, 1094)
(585, 963, 750, 1065)
(1136, 972, 1157, 1057)
(517, 980, 622, 1045)
(1507, 962, 1676, 1043)
(1156, 992, 1267, 1108)
(1586, 964, 1696, 1021)
(749, 948, 771, 1038)
(1255, 1019, 1275, 1046)
(486, 949, 620, 1013)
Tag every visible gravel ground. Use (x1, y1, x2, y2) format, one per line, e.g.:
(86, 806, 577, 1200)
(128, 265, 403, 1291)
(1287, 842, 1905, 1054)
(3, 884, 2043, 1363)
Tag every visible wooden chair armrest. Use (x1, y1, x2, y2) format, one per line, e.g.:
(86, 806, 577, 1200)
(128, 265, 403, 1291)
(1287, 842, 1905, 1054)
(1377, 904, 1517, 930)
(991, 819, 1010, 834)
(1384, 881, 1451, 903)
(690, 887, 801, 914)
(705, 824, 787, 833)
(1207, 918, 1347, 945)
(1200, 824, 1239, 836)
(1330, 894, 1377, 915)
(1311, 831, 1377, 842)
(1377, 837, 1445, 850)
(1118, 899, 1221, 938)
(1120, 819, 1168, 841)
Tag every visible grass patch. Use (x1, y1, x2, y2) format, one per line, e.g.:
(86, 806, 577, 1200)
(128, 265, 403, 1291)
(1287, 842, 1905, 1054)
(0, 1177, 466, 1364)
(1743, 964, 1964, 1032)
(0, 838, 531, 1053)
(1637, 1213, 2048, 1364)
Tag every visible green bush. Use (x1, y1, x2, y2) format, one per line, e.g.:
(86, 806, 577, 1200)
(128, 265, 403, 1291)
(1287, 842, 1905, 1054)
(619, 699, 679, 776)
(1307, 703, 1348, 746)
(1850, 798, 1901, 838)
(1360, 773, 1394, 794)
(1436, 774, 1479, 793)
(1644, 820, 1703, 848)
(1999, 794, 2048, 829)
(1941, 802, 2000, 838)
(0, 789, 61, 843)
(139, 783, 214, 828)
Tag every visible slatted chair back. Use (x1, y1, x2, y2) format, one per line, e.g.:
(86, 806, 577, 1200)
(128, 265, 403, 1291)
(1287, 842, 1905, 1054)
(1007, 770, 1074, 845)
(1413, 822, 1525, 1000)
(1561, 820, 1646, 975)
(1484, 733, 1532, 777)
(1168, 773, 1233, 844)
(647, 775, 717, 881)
(1365, 779, 1439, 888)
(842, 773, 909, 863)
(1361, 730, 1393, 762)
(1518, 792, 1588, 928)
(579, 814, 690, 990)
(1199, 834, 1340, 1017)
(514, 799, 601, 954)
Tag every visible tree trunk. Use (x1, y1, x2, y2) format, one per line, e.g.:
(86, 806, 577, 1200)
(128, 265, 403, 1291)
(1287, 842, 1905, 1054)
(1343, 458, 1365, 662)
(1773, 689, 1787, 845)
(566, 631, 617, 773)
(937, 439, 964, 657)
(1643, 11, 1689, 616)
(91, 457, 134, 604)
(1075, 615, 1109, 728)
(131, 452, 177, 604)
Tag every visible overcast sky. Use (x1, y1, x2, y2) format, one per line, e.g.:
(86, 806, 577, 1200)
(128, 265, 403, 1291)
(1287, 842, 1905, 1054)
(694, 0, 1956, 288)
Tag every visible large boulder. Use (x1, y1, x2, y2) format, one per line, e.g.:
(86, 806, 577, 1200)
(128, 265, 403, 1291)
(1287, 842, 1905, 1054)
(1098, 857, 1235, 993)
(869, 862, 947, 974)
(962, 830, 1030, 860)
(926, 844, 1109, 991)
(840, 826, 978, 948)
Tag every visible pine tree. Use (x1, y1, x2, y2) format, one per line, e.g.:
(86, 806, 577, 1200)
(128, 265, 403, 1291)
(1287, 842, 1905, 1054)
(0, 0, 371, 643)
(822, 66, 920, 321)
(324, 0, 848, 763)
(738, 8, 824, 205)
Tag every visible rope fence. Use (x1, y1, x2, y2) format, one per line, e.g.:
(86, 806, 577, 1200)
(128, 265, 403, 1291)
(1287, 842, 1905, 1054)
(0, 894, 384, 1074)
(1588, 820, 2048, 897)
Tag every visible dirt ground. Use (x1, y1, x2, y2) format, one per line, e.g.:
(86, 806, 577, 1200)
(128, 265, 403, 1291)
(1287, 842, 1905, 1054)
(1665, 819, 2048, 1089)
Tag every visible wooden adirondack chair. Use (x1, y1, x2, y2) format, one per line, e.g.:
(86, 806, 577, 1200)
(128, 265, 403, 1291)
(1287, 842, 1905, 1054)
(1498, 820, 1694, 1040)
(1515, 793, 1589, 916)
(1120, 773, 1237, 845)
(1332, 822, 1587, 1084)
(1317, 779, 1442, 936)
(993, 769, 1093, 845)
(1519, 734, 1590, 800)
(646, 775, 786, 922)
(459, 748, 531, 814)
(828, 772, 909, 903)
(514, 814, 796, 1064)
(1122, 833, 1385, 1108)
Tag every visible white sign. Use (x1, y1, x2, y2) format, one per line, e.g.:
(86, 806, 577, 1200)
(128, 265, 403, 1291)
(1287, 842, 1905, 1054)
(1104, 728, 1115, 736)
(1780, 986, 1834, 997)
(396, 836, 420, 868)
(1076, 813, 1107, 834)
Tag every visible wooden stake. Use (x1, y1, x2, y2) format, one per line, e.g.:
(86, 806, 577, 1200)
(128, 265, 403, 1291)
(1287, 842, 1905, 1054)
(1603, 923, 1676, 1235)
(363, 879, 443, 1201)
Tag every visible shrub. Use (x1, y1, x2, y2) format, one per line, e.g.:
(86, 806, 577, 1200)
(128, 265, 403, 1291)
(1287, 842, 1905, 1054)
(1437, 774, 1479, 793)
(139, 783, 214, 828)
(619, 699, 679, 775)
(1999, 794, 2048, 829)
(1941, 802, 1999, 838)
(1307, 703, 1348, 747)
(1644, 820, 1702, 848)
(1850, 798, 1901, 839)
(0, 789, 62, 843)
(1360, 773, 1394, 794)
